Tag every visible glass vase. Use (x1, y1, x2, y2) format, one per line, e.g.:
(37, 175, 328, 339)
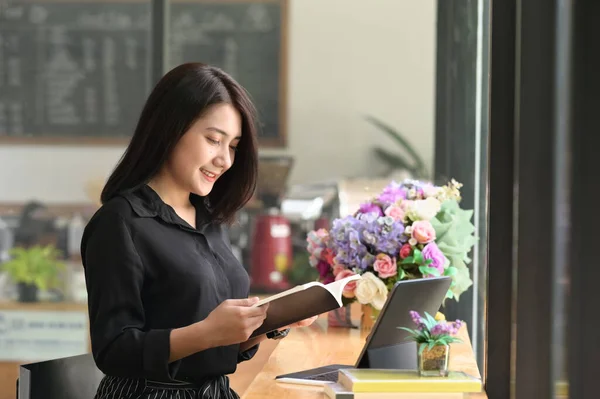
(417, 344, 450, 377)
(360, 304, 381, 334)
(328, 303, 353, 328)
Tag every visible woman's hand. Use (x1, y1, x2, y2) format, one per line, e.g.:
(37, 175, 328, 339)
(238, 315, 320, 353)
(203, 298, 269, 347)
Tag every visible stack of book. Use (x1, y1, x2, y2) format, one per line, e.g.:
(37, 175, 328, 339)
(323, 369, 483, 399)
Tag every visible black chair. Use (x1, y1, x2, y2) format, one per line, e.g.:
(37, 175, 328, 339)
(17, 353, 104, 399)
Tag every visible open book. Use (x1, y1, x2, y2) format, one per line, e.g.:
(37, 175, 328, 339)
(250, 274, 361, 338)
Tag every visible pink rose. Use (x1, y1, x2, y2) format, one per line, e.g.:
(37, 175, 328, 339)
(315, 228, 329, 239)
(335, 269, 358, 298)
(332, 264, 345, 276)
(399, 244, 412, 259)
(373, 254, 397, 279)
(411, 220, 436, 244)
(384, 205, 405, 221)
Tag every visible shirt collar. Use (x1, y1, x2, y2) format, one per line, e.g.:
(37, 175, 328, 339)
(120, 185, 211, 231)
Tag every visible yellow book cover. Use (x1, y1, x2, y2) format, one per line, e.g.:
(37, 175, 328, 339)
(337, 369, 482, 393)
(324, 382, 464, 399)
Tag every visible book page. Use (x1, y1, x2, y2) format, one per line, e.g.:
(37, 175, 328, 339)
(323, 274, 361, 306)
(253, 281, 325, 307)
(253, 274, 361, 308)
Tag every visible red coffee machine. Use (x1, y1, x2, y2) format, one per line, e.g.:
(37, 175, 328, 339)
(249, 156, 294, 292)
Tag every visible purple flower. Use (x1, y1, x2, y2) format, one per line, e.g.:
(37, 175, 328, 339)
(330, 216, 369, 269)
(431, 320, 462, 336)
(410, 310, 422, 325)
(450, 320, 463, 334)
(360, 253, 376, 270)
(377, 182, 407, 206)
(329, 210, 406, 271)
(358, 202, 384, 217)
(431, 323, 456, 336)
(357, 214, 406, 255)
(422, 242, 447, 275)
(409, 310, 426, 331)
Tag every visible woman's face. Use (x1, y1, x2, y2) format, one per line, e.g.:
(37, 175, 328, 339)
(166, 103, 242, 197)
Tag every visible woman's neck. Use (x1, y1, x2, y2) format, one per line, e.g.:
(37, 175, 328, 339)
(147, 173, 191, 210)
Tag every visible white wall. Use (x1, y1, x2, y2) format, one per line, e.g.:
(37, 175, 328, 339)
(0, 0, 437, 204)
(264, 0, 437, 184)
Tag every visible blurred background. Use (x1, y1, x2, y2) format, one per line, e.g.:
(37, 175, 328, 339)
(0, 0, 497, 397)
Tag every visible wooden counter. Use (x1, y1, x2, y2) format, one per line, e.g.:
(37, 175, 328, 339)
(241, 318, 487, 399)
(0, 301, 87, 312)
(0, 302, 487, 399)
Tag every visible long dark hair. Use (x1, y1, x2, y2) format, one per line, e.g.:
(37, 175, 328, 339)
(101, 63, 258, 224)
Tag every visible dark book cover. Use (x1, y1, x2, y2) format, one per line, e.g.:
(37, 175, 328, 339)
(250, 275, 360, 337)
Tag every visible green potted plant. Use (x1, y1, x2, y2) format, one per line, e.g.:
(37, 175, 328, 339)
(1, 245, 66, 302)
(398, 310, 463, 377)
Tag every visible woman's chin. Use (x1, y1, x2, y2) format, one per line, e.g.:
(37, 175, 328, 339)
(192, 181, 214, 197)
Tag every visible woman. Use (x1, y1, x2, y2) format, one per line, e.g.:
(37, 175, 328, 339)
(81, 63, 316, 399)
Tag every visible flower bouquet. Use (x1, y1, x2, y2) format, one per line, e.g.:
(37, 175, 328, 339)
(306, 179, 477, 312)
(399, 311, 464, 376)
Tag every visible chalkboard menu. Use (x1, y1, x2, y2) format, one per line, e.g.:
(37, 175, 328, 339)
(0, 1, 152, 141)
(169, 0, 287, 146)
(0, 0, 286, 146)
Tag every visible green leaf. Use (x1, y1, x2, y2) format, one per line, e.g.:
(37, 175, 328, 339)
(413, 249, 424, 265)
(446, 337, 463, 344)
(365, 115, 428, 177)
(444, 266, 458, 277)
(401, 256, 414, 264)
(398, 269, 406, 280)
(372, 147, 419, 176)
(419, 312, 438, 332)
(424, 312, 438, 327)
(2, 245, 65, 290)
(423, 330, 432, 340)
(397, 327, 415, 335)
(419, 266, 441, 277)
(418, 342, 427, 355)
(425, 259, 433, 266)
(429, 199, 477, 302)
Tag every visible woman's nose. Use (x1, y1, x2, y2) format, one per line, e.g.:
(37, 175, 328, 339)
(214, 147, 232, 170)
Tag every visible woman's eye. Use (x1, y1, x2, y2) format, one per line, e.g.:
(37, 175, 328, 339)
(207, 137, 220, 145)
(230, 146, 238, 152)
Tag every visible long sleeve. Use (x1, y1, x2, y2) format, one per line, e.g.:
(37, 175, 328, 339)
(82, 210, 180, 380)
(237, 344, 259, 363)
(218, 225, 261, 364)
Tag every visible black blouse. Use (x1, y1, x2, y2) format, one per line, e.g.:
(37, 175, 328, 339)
(81, 185, 258, 384)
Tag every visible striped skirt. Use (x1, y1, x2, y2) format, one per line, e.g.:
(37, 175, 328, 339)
(94, 375, 240, 399)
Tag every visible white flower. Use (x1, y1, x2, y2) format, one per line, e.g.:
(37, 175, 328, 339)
(355, 272, 389, 310)
(437, 179, 463, 202)
(423, 185, 443, 198)
(408, 237, 418, 246)
(406, 197, 442, 221)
